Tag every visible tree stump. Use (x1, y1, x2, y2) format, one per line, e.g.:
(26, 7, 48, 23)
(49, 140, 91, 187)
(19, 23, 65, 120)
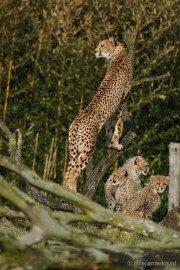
(160, 207, 180, 231)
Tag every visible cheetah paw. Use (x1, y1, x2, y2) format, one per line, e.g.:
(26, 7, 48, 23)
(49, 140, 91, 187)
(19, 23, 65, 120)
(108, 142, 123, 151)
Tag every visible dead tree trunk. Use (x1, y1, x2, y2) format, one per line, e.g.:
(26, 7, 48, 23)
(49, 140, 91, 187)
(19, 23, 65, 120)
(168, 143, 180, 211)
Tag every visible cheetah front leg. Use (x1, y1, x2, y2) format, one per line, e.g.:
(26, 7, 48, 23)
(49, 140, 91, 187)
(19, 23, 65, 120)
(105, 117, 114, 144)
(108, 102, 125, 151)
(106, 198, 116, 211)
(143, 199, 160, 219)
(65, 151, 93, 193)
(65, 156, 90, 193)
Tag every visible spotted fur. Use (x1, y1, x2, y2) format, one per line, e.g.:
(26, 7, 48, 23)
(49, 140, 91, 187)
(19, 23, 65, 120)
(64, 38, 132, 191)
(123, 175, 169, 219)
(121, 210, 143, 219)
(104, 167, 128, 211)
(115, 156, 149, 211)
(104, 156, 149, 212)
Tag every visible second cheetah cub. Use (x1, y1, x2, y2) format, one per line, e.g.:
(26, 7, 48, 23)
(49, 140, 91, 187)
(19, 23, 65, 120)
(123, 175, 169, 219)
(115, 156, 149, 211)
(104, 167, 128, 211)
(105, 156, 149, 211)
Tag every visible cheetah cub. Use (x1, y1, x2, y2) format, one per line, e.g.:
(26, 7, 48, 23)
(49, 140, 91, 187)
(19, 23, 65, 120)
(115, 156, 149, 211)
(104, 156, 149, 211)
(123, 175, 169, 219)
(64, 38, 132, 192)
(104, 167, 128, 211)
(122, 156, 149, 182)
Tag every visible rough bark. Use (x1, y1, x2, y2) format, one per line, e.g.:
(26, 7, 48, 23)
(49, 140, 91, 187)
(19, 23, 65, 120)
(168, 143, 180, 211)
(160, 207, 180, 231)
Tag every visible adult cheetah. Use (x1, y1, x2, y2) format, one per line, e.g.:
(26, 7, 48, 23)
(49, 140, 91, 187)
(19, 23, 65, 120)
(64, 38, 132, 192)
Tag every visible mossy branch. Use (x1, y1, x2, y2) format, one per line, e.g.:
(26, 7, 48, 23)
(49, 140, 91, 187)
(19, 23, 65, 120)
(0, 156, 180, 267)
(0, 155, 179, 246)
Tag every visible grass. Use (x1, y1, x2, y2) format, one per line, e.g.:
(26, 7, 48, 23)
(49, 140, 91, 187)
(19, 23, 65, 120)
(83, 224, 153, 244)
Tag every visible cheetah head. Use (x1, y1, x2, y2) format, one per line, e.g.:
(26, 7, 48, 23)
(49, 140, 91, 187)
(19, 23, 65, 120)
(94, 38, 117, 61)
(150, 175, 169, 194)
(112, 168, 128, 187)
(134, 156, 149, 176)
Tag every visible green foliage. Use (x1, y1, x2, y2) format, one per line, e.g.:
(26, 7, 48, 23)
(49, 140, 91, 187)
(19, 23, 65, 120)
(0, 0, 179, 220)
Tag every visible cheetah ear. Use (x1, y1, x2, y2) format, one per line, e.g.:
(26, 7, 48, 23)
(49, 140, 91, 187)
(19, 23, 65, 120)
(150, 175, 155, 182)
(109, 37, 117, 46)
(166, 176, 169, 183)
(125, 170, 128, 177)
(134, 157, 138, 165)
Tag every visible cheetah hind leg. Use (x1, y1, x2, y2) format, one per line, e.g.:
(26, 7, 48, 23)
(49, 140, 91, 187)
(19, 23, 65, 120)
(65, 155, 88, 193)
(65, 146, 95, 192)
(64, 166, 79, 192)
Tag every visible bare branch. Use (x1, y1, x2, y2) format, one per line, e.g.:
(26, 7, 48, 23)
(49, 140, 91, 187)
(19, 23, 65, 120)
(123, 30, 135, 70)
(27, 184, 72, 211)
(0, 119, 22, 163)
(133, 72, 171, 86)
(0, 119, 12, 139)
(0, 206, 25, 219)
